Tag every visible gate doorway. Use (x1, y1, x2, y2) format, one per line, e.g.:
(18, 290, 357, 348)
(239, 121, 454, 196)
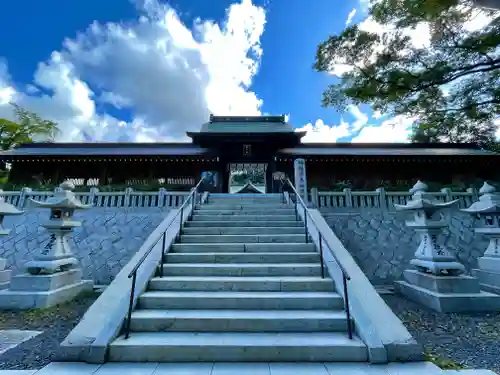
(228, 163, 267, 194)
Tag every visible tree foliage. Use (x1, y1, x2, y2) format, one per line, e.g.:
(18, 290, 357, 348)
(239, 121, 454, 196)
(0, 103, 59, 150)
(314, 0, 500, 143)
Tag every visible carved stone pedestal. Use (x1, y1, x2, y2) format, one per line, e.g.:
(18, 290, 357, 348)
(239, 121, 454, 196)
(0, 258, 11, 290)
(396, 269, 500, 312)
(472, 233, 500, 294)
(0, 268, 92, 310)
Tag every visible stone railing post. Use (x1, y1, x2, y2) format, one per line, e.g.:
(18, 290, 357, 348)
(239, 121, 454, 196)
(310, 188, 319, 208)
(343, 188, 353, 208)
(440, 187, 453, 202)
(18, 187, 32, 209)
(376, 187, 387, 210)
(467, 186, 479, 205)
(157, 188, 166, 207)
(123, 187, 133, 207)
(89, 187, 99, 206)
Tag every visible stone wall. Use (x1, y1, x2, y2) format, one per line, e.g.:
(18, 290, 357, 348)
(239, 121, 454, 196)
(321, 207, 488, 285)
(0, 207, 169, 285)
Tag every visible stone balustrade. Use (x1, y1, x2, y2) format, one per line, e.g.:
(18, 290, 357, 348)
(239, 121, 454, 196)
(312, 187, 477, 209)
(0, 188, 190, 208)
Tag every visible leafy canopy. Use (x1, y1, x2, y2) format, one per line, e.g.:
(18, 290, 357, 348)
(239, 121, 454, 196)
(0, 103, 59, 150)
(314, 0, 500, 143)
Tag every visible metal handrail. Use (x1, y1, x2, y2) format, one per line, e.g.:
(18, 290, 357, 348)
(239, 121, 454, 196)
(281, 177, 353, 339)
(124, 176, 205, 339)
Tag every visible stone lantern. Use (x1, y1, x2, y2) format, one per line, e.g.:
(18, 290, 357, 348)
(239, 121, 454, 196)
(394, 180, 464, 275)
(0, 181, 93, 309)
(462, 182, 500, 294)
(394, 181, 500, 312)
(24, 181, 92, 275)
(0, 191, 23, 289)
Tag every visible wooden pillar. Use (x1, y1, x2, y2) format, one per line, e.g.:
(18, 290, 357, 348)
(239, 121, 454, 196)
(266, 157, 276, 193)
(99, 163, 108, 186)
(218, 159, 229, 193)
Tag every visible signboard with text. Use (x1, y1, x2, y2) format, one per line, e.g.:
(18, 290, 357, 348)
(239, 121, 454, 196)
(293, 158, 308, 203)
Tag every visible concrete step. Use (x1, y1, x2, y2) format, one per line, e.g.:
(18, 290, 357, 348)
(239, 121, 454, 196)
(198, 204, 291, 210)
(185, 220, 303, 227)
(170, 243, 316, 253)
(208, 195, 282, 200)
(164, 252, 319, 264)
(128, 309, 351, 333)
(138, 291, 344, 310)
(181, 227, 304, 235)
(192, 215, 298, 221)
(208, 196, 285, 204)
(178, 234, 309, 243)
(195, 209, 296, 215)
(148, 276, 334, 292)
(160, 263, 322, 277)
(109, 331, 368, 362)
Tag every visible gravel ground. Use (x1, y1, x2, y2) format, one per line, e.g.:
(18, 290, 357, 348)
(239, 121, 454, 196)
(383, 293, 500, 374)
(0, 291, 99, 370)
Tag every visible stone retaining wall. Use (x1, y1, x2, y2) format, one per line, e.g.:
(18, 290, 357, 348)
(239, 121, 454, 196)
(0, 207, 169, 285)
(322, 207, 487, 284)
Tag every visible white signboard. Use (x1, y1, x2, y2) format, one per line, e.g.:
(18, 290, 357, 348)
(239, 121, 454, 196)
(293, 158, 308, 203)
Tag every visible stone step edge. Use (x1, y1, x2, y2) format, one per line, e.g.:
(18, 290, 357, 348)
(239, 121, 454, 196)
(165, 252, 318, 256)
(140, 291, 340, 298)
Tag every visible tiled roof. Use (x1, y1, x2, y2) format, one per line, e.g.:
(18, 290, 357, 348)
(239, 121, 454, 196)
(0, 144, 209, 156)
(278, 147, 498, 156)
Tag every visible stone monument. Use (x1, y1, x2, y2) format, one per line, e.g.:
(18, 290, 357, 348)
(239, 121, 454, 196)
(0, 181, 93, 310)
(0, 190, 23, 289)
(462, 182, 500, 294)
(394, 181, 500, 312)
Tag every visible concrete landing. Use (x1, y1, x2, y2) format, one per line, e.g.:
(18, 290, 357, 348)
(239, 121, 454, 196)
(1, 362, 496, 374)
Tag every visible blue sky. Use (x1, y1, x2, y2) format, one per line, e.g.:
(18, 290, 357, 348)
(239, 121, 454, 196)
(0, 0, 414, 143)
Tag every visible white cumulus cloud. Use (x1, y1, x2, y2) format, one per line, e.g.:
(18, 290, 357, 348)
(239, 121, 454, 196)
(345, 8, 357, 26)
(0, 0, 266, 142)
(351, 115, 414, 143)
(296, 118, 351, 143)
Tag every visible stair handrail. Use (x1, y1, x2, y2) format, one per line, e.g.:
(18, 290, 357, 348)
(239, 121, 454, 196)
(282, 177, 353, 339)
(124, 176, 205, 339)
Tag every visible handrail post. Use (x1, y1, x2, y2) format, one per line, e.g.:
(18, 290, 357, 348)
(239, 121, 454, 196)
(159, 232, 167, 277)
(303, 205, 308, 244)
(343, 274, 353, 339)
(124, 271, 137, 339)
(294, 199, 298, 220)
(179, 205, 184, 240)
(319, 235, 325, 279)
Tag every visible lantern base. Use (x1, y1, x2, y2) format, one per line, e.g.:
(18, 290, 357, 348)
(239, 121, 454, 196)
(395, 269, 500, 312)
(25, 257, 79, 275)
(472, 268, 500, 295)
(410, 258, 465, 276)
(0, 269, 11, 290)
(0, 258, 10, 290)
(0, 269, 92, 310)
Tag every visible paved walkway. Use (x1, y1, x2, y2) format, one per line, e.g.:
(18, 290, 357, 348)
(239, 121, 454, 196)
(0, 362, 496, 375)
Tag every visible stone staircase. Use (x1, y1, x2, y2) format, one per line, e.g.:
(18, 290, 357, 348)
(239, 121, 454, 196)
(108, 194, 369, 362)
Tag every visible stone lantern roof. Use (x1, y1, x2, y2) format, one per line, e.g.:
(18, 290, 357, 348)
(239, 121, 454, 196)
(29, 181, 92, 209)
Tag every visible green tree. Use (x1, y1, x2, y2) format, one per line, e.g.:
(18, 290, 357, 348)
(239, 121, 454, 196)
(314, 0, 500, 143)
(0, 103, 59, 150)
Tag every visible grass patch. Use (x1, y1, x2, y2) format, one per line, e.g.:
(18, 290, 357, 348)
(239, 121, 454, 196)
(424, 350, 467, 370)
(20, 289, 99, 323)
